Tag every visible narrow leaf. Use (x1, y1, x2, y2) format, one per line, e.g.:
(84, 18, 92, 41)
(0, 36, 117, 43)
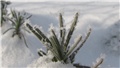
(34, 27, 51, 44)
(59, 13, 64, 39)
(64, 13, 79, 49)
(38, 49, 46, 56)
(66, 35, 82, 57)
(70, 28, 91, 58)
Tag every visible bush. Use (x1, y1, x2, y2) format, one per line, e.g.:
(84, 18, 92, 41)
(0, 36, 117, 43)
(3, 10, 32, 48)
(26, 13, 92, 67)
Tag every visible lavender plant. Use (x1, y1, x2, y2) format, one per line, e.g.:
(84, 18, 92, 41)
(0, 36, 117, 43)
(3, 10, 32, 48)
(26, 13, 91, 65)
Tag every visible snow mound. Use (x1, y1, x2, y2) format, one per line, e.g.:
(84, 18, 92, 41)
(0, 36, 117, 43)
(2, 28, 35, 67)
(27, 56, 75, 68)
(27, 51, 75, 68)
(103, 20, 120, 55)
(1, 22, 12, 35)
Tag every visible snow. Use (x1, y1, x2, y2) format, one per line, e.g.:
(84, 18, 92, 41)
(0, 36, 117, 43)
(1, 1, 120, 68)
(27, 57, 75, 68)
(1, 22, 35, 67)
(27, 50, 75, 68)
(49, 23, 55, 32)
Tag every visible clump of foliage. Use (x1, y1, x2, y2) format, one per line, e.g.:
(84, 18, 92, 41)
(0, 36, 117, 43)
(26, 13, 91, 64)
(1, 0, 11, 27)
(3, 10, 32, 48)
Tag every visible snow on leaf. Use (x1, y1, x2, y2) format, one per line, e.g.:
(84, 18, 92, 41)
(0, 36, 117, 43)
(49, 23, 54, 31)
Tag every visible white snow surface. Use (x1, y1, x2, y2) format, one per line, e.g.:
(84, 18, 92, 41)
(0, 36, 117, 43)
(1, 22, 35, 67)
(27, 51, 75, 68)
(1, 1, 120, 68)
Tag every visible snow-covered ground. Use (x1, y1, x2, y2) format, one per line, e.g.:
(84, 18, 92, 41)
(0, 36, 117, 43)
(1, 1, 120, 68)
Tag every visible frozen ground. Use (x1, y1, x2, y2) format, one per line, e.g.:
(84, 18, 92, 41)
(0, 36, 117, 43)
(1, 1, 120, 68)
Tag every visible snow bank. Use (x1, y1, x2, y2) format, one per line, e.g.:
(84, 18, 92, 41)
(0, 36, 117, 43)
(1, 25, 35, 67)
(27, 57, 75, 68)
(27, 51, 75, 68)
(103, 20, 120, 53)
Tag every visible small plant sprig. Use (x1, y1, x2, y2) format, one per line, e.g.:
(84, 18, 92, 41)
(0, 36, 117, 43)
(1, 0, 11, 27)
(3, 10, 32, 48)
(26, 13, 91, 64)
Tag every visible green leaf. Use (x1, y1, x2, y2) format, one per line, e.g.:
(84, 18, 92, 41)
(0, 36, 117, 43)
(21, 33, 29, 48)
(38, 49, 46, 56)
(3, 28, 15, 34)
(26, 23, 43, 42)
(34, 27, 51, 44)
(64, 13, 79, 49)
(66, 35, 82, 57)
(70, 28, 91, 59)
(59, 13, 64, 39)
(26, 23, 52, 49)
(59, 13, 66, 52)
